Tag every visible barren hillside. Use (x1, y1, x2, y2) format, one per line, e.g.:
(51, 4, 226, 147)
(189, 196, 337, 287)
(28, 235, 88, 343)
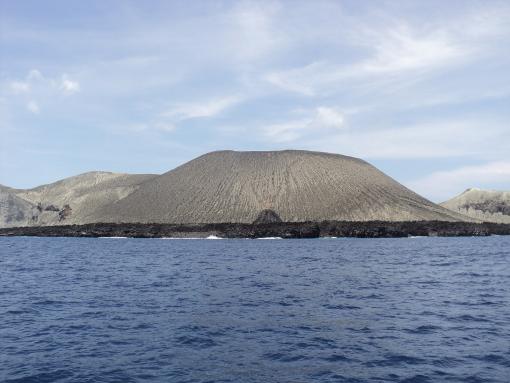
(0, 172, 156, 227)
(441, 188, 510, 223)
(90, 150, 468, 224)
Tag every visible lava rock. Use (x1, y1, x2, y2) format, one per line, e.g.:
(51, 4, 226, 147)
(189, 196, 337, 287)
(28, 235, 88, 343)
(252, 209, 283, 224)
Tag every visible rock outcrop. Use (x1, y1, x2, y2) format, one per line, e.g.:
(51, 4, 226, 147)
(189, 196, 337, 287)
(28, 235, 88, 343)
(253, 209, 283, 224)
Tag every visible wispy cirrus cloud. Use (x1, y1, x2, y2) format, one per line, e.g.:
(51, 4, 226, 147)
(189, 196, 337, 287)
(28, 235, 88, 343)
(264, 106, 345, 143)
(122, 95, 245, 135)
(161, 96, 243, 121)
(264, 27, 466, 97)
(263, 4, 510, 97)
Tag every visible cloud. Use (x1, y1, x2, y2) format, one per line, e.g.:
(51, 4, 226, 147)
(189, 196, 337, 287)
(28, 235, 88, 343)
(27, 100, 40, 114)
(407, 161, 510, 202)
(8, 70, 79, 97)
(316, 106, 345, 127)
(225, 1, 286, 62)
(162, 96, 243, 121)
(60, 75, 80, 95)
(149, 96, 243, 134)
(264, 31, 466, 96)
(5, 70, 81, 114)
(357, 25, 466, 75)
(8, 70, 42, 94)
(263, 4, 509, 97)
(263, 62, 322, 96)
(1, 1, 510, 189)
(305, 119, 508, 160)
(264, 106, 345, 143)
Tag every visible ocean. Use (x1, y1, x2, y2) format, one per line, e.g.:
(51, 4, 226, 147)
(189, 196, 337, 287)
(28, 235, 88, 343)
(1, 236, 509, 382)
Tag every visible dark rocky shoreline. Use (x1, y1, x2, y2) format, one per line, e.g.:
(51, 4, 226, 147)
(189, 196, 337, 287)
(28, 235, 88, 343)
(1, 221, 510, 238)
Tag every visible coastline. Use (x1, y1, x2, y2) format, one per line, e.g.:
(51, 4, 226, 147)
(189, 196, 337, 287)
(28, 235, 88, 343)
(1, 221, 510, 239)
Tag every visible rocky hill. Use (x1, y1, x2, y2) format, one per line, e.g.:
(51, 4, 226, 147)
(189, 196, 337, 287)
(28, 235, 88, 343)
(0, 172, 156, 227)
(0, 185, 38, 227)
(1, 150, 473, 227)
(441, 188, 510, 223)
(90, 150, 468, 224)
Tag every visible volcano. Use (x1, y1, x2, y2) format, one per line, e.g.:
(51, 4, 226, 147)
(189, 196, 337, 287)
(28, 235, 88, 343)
(88, 150, 467, 224)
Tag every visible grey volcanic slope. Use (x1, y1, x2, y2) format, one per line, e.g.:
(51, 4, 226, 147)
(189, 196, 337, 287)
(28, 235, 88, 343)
(441, 188, 510, 223)
(91, 150, 469, 224)
(0, 172, 156, 227)
(0, 185, 38, 227)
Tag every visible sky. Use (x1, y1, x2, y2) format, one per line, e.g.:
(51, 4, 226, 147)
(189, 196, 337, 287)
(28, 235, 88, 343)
(1, 0, 509, 202)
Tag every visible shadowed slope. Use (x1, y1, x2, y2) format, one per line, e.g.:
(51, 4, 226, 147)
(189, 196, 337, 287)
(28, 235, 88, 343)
(91, 150, 468, 224)
(441, 188, 510, 223)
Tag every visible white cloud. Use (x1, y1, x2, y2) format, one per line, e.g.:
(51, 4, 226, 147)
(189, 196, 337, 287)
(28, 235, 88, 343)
(264, 29, 467, 96)
(264, 106, 345, 143)
(60, 75, 80, 95)
(316, 106, 344, 127)
(162, 96, 242, 121)
(27, 100, 40, 114)
(225, 1, 285, 62)
(8, 69, 43, 94)
(304, 119, 508, 160)
(263, 62, 322, 96)
(357, 25, 465, 75)
(264, 119, 310, 142)
(407, 161, 510, 202)
(2, 1, 510, 191)
(263, 5, 510, 97)
(5, 70, 81, 114)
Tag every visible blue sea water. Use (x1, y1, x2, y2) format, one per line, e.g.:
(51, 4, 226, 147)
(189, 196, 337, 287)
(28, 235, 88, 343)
(0, 236, 509, 383)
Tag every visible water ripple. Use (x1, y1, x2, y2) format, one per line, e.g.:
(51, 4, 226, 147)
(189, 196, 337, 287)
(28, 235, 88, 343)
(1, 236, 509, 382)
